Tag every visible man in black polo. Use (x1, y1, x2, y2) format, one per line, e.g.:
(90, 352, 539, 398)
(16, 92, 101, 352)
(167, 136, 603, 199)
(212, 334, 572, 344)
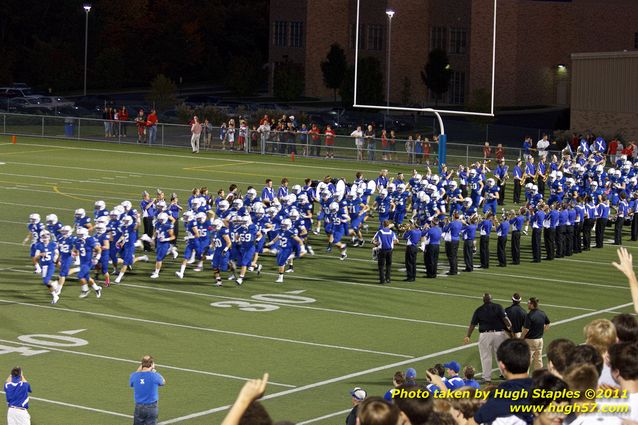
(504, 293, 526, 338)
(522, 297, 550, 372)
(464, 293, 512, 383)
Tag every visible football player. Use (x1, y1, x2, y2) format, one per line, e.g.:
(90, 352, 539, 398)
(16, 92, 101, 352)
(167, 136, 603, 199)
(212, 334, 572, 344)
(150, 213, 175, 279)
(34, 230, 61, 304)
(24, 213, 45, 274)
(210, 219, 232, 286)
(266, 219, 306, 283)
(175, 211, 200, 279)
(73, 227, 102, 299)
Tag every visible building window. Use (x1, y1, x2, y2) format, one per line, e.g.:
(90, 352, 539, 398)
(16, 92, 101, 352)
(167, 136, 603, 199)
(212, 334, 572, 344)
(367, 25, 384, 51)
(349, 24, 366, 50)
(449, 28, 467, 54)
(449, 71, 465, 105)
(273, 21, 288, 47)
(290, 22, 304, 48)
(431, 27, 447, 51)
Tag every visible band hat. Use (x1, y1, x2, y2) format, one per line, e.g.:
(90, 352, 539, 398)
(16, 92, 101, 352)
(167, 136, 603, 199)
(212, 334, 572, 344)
(350, 387, 367, 401)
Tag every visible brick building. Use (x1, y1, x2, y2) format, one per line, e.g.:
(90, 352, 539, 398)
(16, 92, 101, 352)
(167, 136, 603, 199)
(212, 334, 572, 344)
(571, 51, 638, 141)
(268, 0, 638, 108)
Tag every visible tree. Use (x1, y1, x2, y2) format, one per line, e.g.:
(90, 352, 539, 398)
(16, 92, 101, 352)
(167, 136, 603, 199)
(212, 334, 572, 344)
(320, 43, 347, 103)
(340, 56, 384, 108)
(421, 49, 452, 106)
(146, 74, 177, 112)
(273, 60, 304, 101)
(226, 55, 262, 96)
(400, 77, 412, 105)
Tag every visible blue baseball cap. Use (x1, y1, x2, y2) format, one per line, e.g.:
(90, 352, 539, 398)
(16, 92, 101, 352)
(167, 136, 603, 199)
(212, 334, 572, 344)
(406, 367, 417, 379)
(444, 361, 461, 373)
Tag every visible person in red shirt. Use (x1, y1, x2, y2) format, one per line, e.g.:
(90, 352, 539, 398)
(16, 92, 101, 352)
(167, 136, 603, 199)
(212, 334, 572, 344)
(308, 124, 321, 157)
(381, 129, 389, 161)
(496, 144, 505, 162)
(134, 109, 146, 143)
(608, 138, 619, 164)
(119, 106, 129, 137)
(423, 138, 431, 165)
(622, 141, 635, 159)
(324, 125, 335, 159)
(483, 141, 492, 161)
(146, 109, 159, 145)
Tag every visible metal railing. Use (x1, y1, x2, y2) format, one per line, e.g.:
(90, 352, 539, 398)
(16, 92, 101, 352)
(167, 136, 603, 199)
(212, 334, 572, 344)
(1, 111, 558, 168)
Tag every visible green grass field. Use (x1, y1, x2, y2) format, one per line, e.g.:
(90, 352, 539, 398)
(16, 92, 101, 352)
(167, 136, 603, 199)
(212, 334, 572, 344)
(0, 135, 634, 425)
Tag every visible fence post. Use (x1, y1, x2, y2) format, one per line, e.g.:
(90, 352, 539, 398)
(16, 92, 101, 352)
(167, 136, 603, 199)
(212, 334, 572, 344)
(466, 145, 469, 167)
(77, 119, 81, 139)
(161, 124, 164, 146)
(41, 116, 44, 136)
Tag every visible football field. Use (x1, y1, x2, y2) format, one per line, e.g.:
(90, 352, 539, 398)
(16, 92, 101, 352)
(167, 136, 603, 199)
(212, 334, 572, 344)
(0, 136, 634, 424)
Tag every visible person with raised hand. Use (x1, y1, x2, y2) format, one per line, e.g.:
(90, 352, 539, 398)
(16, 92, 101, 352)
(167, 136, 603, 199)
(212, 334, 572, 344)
(221, 373, 270, 425)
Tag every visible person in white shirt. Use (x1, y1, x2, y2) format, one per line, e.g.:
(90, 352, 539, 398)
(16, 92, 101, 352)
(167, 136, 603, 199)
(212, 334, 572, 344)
(351, 126, 364, 161)
(537, 134, 550, 160)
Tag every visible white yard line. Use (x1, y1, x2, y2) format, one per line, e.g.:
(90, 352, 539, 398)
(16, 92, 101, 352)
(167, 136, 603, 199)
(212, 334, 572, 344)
(199, 301, 635, 425)
(0, 299, 412, 359)
(473, 270, 627, 290)
(0, 200, 75, 211)
(257, 271, 599, 312)
(0, 185, 124, 201)
(0, 390, 133, 419)
(119, 282, 468, 329)
(7, 142, 391, 174)
(297, 409, 352, 425)
(0, 339, 295, 388)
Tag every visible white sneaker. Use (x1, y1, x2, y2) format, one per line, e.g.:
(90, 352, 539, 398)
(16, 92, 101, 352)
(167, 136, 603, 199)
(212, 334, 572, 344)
(248, 266, 254, 272)
(95, 287, 102, 298)
(135, 240, 143, 248)
(215, 280, 223, 287)
(51, 293, 59, 304)
(285, 268, 294, 273)
(308, 246, 315, 256)
(139, 255, 149, 262)
(171, 249, 179, 259)
(193, 267, 202, 272)
(34, 266, 42, 274)
(175, 271, 184, 279)
(150, 273, 159, 279)
(340, 251, 348, 260)
(114, 276, 122, 284)
(140, 234, 152, 243)
(228, 274, 236, 281)
(276, 275, 284, 283)
(79, 291, 90, 298)
(205, 255, 213, 260)
(187, 255, 195, 264)
(256, 264, 262, 275)
(236, 277, 243, 286)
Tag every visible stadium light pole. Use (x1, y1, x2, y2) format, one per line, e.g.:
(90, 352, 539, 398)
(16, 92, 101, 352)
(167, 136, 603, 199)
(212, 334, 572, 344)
(385, 9, 394, 130)
(83, 4, 92, 96)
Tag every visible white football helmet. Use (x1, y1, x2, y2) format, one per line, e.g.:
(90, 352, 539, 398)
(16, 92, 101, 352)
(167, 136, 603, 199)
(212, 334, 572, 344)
(121, 200, 132, 212)
(182, 211, 195, 222)
(29, 213, 41, 224)
(156, 200, 167, 211)
(157, 212, 169, 224)
(418, 192, 430, 203)
(96, 216, 109, 225)
(60, 225, 72, 236)
(281, 218, 292, 230)
(486, 178, 495, 187)
(286, 194, 297, 206)
(449, 181, 458, 190)
(321, 190, 332, 200)
(74, 208, 86, 219)
(196, 212, 207, 223)
(329, 202, 340, 212)
(298, 194, 309, 204)
(46, 214, 58, 225)
(291, 184, 302, 195)
(121, 216, 133, 226)
(218, 200, 230, 212)
(246, 188, 257, 200)
(241, 215, 252, 226)
(40, 230, 51, 242)
(95, 223, 107, 235)
(233, 199, 244, 210)
(212, 219, 224, 230)
(289, 209, 300, 221)
(253, 205, 265, 217)
(76, 227, 89, 239)
(431, 175, 440, 184)
(94, 200, 106, 211)
(379, 189, 388, 199)
(463, 198, 473, 208)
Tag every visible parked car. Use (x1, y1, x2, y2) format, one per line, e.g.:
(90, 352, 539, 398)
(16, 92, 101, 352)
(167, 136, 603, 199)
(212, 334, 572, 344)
(182, 95, 220, 108)
(0, 87, 33, 97)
